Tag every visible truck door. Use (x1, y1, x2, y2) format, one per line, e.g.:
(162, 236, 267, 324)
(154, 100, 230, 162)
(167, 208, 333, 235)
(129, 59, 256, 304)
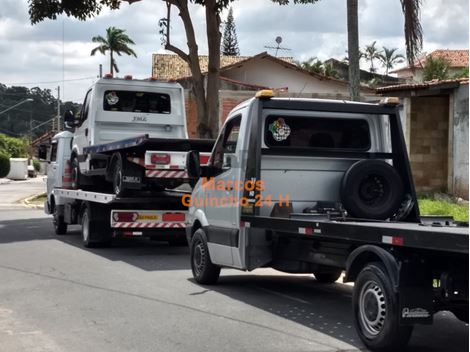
(46, 140, 58, 196)
(74, 89, 92, 168)
(203, 115, 243, 267)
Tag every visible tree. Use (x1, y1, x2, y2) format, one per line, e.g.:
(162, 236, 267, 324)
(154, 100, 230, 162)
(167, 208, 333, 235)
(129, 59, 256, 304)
(90, 26, 137, 75)
(297, 57, 338, 78)
(347, 0, 422, 100)
(361, 41, 382, 73)
(221, 7, 240, 56)
(422, 57, 450, 81)
(29, 0, 317, 138)
(379, 47, 405, 75)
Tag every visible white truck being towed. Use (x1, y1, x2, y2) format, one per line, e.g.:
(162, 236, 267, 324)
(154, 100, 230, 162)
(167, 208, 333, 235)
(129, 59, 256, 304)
(64, 76, 212, 196)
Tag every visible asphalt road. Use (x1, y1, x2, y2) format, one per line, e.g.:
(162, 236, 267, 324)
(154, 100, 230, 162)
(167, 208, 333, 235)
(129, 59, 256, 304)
(0, 209, 468, 352)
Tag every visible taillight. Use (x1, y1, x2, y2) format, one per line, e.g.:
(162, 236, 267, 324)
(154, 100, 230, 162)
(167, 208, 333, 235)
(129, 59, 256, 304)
(113, 212, 138, 222)
(162, 212, 185, 222)
(199, 154, 210, 165)
(150, 153, 171, 164)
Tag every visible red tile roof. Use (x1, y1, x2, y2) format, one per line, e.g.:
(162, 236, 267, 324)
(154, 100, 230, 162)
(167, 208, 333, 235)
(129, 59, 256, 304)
(391, 49, 469, 73)
(376, 78, 469, 93)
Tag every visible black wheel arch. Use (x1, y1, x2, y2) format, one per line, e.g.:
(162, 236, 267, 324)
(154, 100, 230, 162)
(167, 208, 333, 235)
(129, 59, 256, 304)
(345, 245, 400, 291)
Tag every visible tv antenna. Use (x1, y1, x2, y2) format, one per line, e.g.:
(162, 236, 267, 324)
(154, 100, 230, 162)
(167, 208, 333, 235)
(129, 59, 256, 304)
(264, 36, 291, 57)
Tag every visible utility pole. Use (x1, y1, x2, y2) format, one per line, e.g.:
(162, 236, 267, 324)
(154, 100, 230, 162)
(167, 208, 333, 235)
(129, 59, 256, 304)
(99, 64, 103, 78)
(56, 85, 61, 131)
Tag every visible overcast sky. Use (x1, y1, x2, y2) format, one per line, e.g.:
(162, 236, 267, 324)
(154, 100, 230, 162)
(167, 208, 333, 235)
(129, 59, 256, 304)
(0, 0, 468, 102)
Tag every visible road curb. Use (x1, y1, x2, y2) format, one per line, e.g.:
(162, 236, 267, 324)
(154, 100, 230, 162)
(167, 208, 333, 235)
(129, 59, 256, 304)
(21, 192, 46, 209)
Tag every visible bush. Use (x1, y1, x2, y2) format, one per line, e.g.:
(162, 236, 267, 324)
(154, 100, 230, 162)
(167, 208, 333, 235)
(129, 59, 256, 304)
(0, 152, 10, 178)
(33, 159, 41, 172)
(0, 134, 29, 158)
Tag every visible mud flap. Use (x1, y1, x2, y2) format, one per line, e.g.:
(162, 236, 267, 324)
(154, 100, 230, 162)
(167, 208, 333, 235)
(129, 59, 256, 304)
(398, 259, 434, 325)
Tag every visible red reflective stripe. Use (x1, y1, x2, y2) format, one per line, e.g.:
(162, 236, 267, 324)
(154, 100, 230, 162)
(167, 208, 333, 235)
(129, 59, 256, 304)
(162, 212, 186, 222)
(392, 237, 404, 246)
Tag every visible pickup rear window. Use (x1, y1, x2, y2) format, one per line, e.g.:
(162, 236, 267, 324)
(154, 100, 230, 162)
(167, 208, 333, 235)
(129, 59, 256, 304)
(264, 115, 370, 150)
(103, 90, 171, 114)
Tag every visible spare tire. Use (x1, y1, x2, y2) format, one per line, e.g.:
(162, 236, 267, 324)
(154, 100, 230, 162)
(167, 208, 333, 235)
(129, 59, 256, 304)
(340, 160, 404, 220)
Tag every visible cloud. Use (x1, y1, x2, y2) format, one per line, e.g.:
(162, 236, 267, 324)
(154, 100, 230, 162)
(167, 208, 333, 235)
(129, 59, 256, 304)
(0, 0, 467, 102)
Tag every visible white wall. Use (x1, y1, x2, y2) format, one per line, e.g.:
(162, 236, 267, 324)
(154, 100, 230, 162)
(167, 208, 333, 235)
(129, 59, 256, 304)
(222, 58, 351, 95)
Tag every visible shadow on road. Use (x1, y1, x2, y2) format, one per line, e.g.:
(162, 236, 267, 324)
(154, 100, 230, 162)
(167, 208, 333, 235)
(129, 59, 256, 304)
(0, 215, 468, 352)
(0, 217, 190, 271)
(189, 274, 469, 352)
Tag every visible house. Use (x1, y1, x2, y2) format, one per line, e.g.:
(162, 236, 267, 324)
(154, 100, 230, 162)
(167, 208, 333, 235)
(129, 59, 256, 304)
(152, 52, 375, 135)
(390, 49, 469, 82)
(376, 79, 469, 199)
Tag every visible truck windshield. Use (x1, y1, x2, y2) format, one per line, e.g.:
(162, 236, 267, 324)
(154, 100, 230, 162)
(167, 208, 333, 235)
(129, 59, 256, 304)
(264, 115, 370, 150)
(103, 90, 171, 114)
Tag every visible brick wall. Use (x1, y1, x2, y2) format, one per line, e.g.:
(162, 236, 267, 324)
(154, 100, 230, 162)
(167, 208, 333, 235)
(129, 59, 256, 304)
(409, 96, 449, 192)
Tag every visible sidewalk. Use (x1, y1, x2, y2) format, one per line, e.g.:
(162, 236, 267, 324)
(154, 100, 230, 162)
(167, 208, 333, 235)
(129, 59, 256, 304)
(0, 176, 46, 209)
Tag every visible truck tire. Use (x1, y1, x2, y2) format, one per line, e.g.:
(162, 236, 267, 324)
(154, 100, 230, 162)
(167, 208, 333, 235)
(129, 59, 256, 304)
(53, 206, 67, 235)
(81, 206, 111, 248)
(111, 155, 127, 197)
(190, 229, 220, 284)
(353, 262, 413, 352)
(341, 160, 404, 220)
(313, 269, 342, 283)
(71, 156, 80, 189)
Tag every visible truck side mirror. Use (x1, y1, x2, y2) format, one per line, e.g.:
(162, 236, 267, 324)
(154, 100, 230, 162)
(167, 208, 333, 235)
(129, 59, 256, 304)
(38, 145, 48, 161)
(186, 150, 201, 178)
(63, 110, 75, 128)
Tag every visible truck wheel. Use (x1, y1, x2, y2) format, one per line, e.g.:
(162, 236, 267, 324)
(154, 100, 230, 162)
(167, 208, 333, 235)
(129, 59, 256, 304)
(190, 229, 220, 284)
(353, 263, 413, 352)
(313, 269, 342, 283)
(53, 206, 67, 235)
(112, 156, 127, 197)
(81, 206, 100, 248)
(341, 160, 404, 220)
(71, 156, 80, 189)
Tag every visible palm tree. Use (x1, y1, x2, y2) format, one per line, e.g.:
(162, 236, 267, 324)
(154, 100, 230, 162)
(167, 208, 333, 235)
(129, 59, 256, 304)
(362, 41, 382, 73)
(90, 27, 137, 75)
(379, 47, 405, 75)
(347, 0, 422, 100)
(298, 57, 324, 74)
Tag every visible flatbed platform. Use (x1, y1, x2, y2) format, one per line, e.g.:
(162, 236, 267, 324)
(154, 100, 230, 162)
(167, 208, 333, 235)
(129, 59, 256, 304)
(241, 215, 469, 254)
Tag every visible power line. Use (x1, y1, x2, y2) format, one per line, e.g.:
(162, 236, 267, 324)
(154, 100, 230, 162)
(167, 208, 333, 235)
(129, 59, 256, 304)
(3, 77, 96, 86)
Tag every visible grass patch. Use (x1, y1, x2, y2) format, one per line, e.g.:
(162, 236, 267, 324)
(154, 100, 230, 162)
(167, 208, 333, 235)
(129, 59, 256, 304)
(28, 193, 47, 205)
(418, 198, 469, 222)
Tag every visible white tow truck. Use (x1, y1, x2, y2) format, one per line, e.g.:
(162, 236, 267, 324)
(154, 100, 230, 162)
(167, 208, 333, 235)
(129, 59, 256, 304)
(42, 130, 192, 247)
(41, 76, 214, 246)
(185, 91, 468, 351)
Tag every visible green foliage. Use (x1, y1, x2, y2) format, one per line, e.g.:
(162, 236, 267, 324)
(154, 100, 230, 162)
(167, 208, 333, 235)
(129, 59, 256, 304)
(361, 41, 382, 73)
(418, 198, 469, 222)
(0, 152, 10, 178)
(222, 7, 240, 56)
(91, 26, 137, 74)
(422, 57, 450, 81)
(453, 67, 469, 79)
(297, 57, 339, 78)
(379, 47, 405, 75)
(0, 134, 28, 158)
(33, 159, 41, 172)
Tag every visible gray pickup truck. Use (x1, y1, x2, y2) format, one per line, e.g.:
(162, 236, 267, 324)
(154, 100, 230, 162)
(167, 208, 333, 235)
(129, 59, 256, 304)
(184, 91, 468, 351)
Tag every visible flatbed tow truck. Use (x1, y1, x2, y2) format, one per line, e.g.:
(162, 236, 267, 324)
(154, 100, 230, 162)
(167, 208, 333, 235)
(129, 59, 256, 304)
(185, 91, 469, 351)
